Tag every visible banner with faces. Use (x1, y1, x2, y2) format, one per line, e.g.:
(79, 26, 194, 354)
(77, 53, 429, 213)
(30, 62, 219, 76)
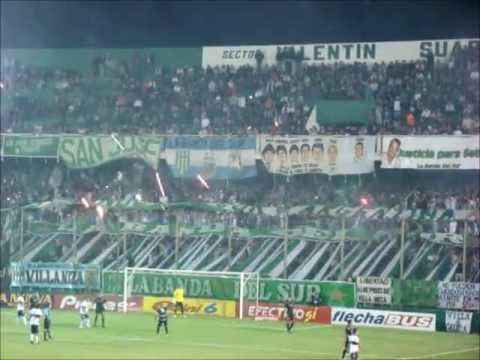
(259, 136, 376, 175)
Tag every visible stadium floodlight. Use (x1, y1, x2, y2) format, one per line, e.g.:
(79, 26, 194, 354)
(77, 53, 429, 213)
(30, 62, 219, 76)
(111, 133, 125, 151)
(155, 172, 166, 197)
(122, 267, 259, 320)
(196, 174, 209, 190)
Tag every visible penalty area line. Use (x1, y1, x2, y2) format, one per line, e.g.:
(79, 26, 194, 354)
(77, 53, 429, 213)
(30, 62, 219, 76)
(226, 323, 331, 332)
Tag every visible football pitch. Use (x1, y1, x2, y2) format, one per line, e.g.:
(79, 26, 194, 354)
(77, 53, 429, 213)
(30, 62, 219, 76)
(1, 309, 478, 359)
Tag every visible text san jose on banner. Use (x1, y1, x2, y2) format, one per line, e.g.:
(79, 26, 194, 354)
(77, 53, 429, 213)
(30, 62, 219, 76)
(59, 135, 164, 169)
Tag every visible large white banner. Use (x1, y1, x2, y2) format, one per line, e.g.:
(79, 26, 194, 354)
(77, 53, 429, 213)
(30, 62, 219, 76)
(259, 135, 376, 176)
(331, 307, 436, 332)
(202, 38, 479, 67)
(381, 136, 480, 170)
(356, 277, 392, 305)
(438, 282, 480, 311)
(446, 311, 473, 334)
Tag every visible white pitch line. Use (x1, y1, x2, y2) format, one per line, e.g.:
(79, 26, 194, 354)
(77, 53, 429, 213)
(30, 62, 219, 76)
(399, 347, 480, 360)
(296, 324, 332, 332)
(227, 323, 330, 332)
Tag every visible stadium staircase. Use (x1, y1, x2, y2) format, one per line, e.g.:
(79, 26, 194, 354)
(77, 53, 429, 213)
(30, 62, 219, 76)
(254, 239, 293, 274)
(290, 242, 330, 280)
(380, 240, 414, 278)
(269, 240, 306, 278)
(71, 231, 105, 263)
(363, 240, 396, 276)
(92, 241, 118, 266)
(322, 241, 365, 280)
(203, 253, 227, 271)
(58, 226, 97, 262)
(186, 235, 223, 270)
(352, 241, 389, 278)
(340, 241, 375, 279)
(178, 236, 213, 269)
(224, 238, 256, 272)
(242, 238, 280, 273)
(313, 244, 341, 280)
(134, 235, 165, 268)
(19, 233, 59, 262)
(403, 242, 435, 279)
(444, 262, 459, 282)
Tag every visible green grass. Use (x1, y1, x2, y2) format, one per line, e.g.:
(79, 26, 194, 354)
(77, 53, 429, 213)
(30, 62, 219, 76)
(1, 309, 479, 359)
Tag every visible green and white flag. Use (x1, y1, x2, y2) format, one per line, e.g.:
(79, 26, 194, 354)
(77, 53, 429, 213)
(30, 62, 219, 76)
(59, 135, 164, 169)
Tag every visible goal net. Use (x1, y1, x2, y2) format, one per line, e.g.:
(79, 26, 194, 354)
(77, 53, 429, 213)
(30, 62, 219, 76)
(122, 267, 259, 319)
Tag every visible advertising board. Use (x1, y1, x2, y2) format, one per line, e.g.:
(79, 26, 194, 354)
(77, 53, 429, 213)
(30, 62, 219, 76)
(331, 307, 436, 332)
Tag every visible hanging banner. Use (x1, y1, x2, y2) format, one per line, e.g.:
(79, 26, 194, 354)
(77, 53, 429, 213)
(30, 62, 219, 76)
(392, 279, 438, 308)
(202, 39, 479, 67)
(59, 135, 163, 169)
(1, 134, 59, 158)
(438, 282, 480, 310)
(260, 135, 375, 175)
(164, 136, 256, 179)
(102, 272, 355, 307)
(356, 277, 392, 305)
(381, 136, 480, 170)
(9, 262, 101, 291)
(446, 311, 473, 334)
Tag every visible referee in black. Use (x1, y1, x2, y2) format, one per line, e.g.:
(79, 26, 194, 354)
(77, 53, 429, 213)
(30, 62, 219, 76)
(94, 295, 106, 328)
(156, 306, 168, 335)
(284, 299, 295, 333)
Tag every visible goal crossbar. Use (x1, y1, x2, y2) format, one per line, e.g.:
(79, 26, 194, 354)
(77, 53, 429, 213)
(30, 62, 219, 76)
(124, 267, 258, 276)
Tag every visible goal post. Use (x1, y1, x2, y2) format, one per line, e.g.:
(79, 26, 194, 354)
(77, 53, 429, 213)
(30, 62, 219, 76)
(122, 267, 260, 319)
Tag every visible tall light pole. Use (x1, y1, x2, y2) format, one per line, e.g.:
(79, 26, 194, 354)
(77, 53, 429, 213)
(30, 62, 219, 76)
(400, 189, 416, 279)
(283, 207, 289, 279)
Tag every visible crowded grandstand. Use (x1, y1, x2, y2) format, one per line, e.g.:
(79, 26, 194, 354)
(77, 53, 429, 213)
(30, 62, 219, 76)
(1, 1, 479, 359)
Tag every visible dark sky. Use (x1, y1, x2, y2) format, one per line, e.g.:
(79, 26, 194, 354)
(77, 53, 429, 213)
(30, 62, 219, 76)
(1, 0, 479, 48)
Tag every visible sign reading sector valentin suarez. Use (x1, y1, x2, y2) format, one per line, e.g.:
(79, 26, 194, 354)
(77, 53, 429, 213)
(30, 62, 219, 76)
(381, 136, 479, 170)
(202, 38, 479, 67)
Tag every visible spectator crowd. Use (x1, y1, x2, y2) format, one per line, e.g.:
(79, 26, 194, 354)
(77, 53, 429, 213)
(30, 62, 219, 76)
(1, 44, 478, 136)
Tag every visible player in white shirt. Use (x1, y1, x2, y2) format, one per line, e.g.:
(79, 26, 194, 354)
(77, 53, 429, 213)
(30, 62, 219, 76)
(28, 304, 42, 344)
(16, 296, 27, 326)
(347, 328, 360, 360)
(79, 300, 91, 328)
